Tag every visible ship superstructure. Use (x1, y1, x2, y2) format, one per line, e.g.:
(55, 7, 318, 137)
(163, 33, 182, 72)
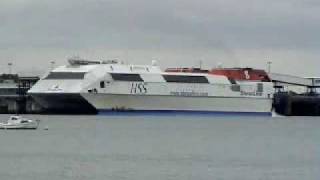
(28, 58, 110, 114)
(80, 62, 274, 115)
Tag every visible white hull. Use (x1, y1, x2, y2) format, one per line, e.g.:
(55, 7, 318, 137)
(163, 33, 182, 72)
(29, 59, 274, 116)
(0, 122, 39, 129)
(81, 93, 272, 115)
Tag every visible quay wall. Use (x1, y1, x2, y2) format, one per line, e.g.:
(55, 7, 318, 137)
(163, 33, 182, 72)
(0, 96, 43, 114)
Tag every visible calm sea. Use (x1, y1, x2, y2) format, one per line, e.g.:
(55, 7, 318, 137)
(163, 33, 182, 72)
(0, 114, 319, 180)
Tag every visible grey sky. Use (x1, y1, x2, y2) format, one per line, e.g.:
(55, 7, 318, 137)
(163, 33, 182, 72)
(0, 0, 319, 76)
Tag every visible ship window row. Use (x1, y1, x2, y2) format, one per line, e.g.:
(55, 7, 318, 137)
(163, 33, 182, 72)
(109, 73, 209, 83)
(162, 75, 209, 83)
(110, 73, 143, 82)
(45, 72, 86, 79)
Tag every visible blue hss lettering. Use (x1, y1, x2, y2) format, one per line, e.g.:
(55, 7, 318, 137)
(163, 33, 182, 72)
(130, 83, 147, 94)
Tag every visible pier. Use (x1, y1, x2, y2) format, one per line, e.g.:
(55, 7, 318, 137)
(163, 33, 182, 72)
(0, 74, 42, 114)
(270, 73, 320, 116)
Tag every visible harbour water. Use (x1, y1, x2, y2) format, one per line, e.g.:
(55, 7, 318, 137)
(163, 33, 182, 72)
(0, 114, 319, 179)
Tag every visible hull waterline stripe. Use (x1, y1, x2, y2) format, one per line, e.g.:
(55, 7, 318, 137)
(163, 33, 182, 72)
(97, 109, 272, 116)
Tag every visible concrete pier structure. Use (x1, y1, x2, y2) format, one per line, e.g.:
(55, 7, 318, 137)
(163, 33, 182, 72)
(271, 74, 320, 116)
(0, 74, 41, 114)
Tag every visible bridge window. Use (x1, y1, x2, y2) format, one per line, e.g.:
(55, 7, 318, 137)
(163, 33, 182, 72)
(45, 72, 86, 79)
(163, 75, 209, 83)
(110, 73, 143, 82)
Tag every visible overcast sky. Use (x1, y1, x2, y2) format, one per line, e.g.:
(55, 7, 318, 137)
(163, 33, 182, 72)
(0, 0, 319, 76)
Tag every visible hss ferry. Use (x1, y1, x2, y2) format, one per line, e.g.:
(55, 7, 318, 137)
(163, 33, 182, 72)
(80, 61, 274, 115)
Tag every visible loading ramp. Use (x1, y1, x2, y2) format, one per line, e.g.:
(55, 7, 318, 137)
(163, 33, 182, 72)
(268, 73, 316, 87)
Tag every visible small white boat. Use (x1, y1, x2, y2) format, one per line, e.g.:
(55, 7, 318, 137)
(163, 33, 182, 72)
(0, 116, 40, 129)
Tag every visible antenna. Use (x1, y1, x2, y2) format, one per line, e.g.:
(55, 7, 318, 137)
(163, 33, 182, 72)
(8, 62, 13, 74)
(152, 60, 158, 66)
(50, 61, 55, 70)
(267, 61, 272, 73)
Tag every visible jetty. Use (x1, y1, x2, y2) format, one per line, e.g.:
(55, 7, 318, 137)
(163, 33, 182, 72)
(270, 73, 320, 116)
(0, 74, 42, 114)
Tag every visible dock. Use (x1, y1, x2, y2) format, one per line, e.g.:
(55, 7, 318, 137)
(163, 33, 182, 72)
(0, 74, 42, 114)
(270, 73, 320, 116)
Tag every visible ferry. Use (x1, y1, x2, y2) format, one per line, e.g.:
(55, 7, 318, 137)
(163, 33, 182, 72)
(79, 61, 274, 116)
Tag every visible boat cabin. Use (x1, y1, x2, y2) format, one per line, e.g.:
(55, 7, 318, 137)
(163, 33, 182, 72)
(8, 116, 28, 124)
